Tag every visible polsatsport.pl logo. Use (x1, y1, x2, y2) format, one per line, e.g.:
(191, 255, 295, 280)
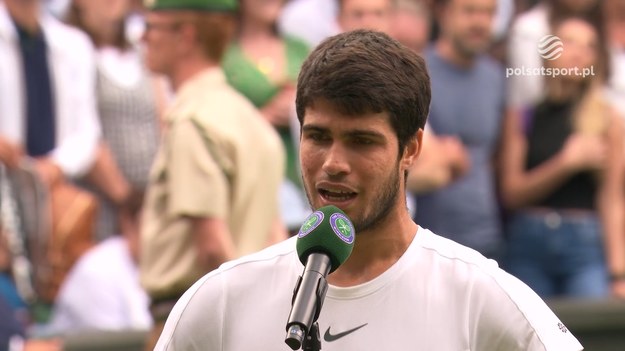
(538, 35, 563, 60)
(505, 35, 595, 79)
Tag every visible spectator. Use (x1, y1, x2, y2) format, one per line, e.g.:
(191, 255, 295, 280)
(278, 0, 339, 48)
(389, 0, 431, 54)
(337, 0, 392, 33)
(282, 0, 461, 215)
(65, 0, 163, 241)
(0, 0, 100, 187)
(383, 0, 471, 194)
(499, 17, 625, 299)
(506, 0, 604, 109)
(47, 190, 152, 333)
(138, 0, 285, 348)
(221, 0, 310, 233)
(414, 0, 506, 261)
(337, 0, 470, 205)
(0, 0, 102, 321)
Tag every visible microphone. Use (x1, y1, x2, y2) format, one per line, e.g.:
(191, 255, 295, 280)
(285, 205, 355, 350)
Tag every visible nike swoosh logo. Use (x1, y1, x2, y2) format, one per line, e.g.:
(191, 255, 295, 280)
(323, 323, 368, 342)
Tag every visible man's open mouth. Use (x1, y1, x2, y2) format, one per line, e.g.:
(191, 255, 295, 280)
(318, 188, 357, 202)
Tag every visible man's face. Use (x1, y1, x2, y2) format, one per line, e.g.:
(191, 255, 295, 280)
(74, 0, 129, 25)
(390, 8, 430, 53)
(440, 0, 496, 58)
(338, 0, 392, 33)
(299, 100, 410, 234)
(241, 0, 284, 26)
(142, 12, 182, 75)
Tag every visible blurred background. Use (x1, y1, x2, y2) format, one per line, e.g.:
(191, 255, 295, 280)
(1, 0, 624, 349)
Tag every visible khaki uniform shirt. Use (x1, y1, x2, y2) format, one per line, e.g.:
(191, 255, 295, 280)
(140, 68, 285, 299)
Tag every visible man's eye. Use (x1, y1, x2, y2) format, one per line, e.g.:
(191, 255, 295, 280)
(353, 137, 374, 145)
(306, 133, 328, 142)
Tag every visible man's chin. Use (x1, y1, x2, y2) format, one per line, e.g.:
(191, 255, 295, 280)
(457, 40, 491, 58)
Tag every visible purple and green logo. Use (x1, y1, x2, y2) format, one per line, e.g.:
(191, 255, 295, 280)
(330, 213, 354, 244)
(298, 211, 324, 238)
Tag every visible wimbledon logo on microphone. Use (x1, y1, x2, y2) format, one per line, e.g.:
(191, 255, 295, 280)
(330, 213, 355, 244)
(538, 35, 563, 60)
(298, 211, 324, 238)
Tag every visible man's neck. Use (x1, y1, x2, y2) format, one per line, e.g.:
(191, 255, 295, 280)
(5, 0, 40, 34)
(327, 206, 418, 287)
(170, 58, 218, 92)
(435, 38, 476, 68)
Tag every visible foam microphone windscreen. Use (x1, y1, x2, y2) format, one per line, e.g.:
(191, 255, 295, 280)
(296, 205, 355, 273)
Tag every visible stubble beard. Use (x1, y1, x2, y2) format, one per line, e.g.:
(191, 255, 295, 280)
(302, 166, 401, 234)
(452, 32, 489, 60)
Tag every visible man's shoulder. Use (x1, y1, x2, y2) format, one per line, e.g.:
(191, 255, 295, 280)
(414, 228, 509, 290)
(169, 238, 298, 311)
(41, 14, 93, 53)
(218, 237, 298, 274)
(416, 227, 496, 267)
(178, 70, 266, 122)
(416, 228, 583, 350)
(477, 55, 506, 78)
(174, 71, 282, 148)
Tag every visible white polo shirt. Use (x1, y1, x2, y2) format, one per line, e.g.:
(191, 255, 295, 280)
(156, 227, 583, 351)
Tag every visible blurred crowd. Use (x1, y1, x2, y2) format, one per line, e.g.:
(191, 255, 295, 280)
(0, 0, 624, 349)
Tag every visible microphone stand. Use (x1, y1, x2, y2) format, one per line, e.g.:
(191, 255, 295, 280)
(285, 254, 330, 350)
(303, 322, 321, 351)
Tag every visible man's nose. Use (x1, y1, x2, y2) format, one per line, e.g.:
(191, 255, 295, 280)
(322, 143, 350, 176)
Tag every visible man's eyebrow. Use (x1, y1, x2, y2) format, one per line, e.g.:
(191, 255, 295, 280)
(301, 125, 328, 133)
(344, 130, 385, 139)
(301, 125, 386, 139)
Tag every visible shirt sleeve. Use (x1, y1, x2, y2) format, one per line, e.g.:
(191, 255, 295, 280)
(470, 267, 584, 351)
(166, 119, 229, 219)
(155, 272, 225, 351)
(49, 28, 100, 178)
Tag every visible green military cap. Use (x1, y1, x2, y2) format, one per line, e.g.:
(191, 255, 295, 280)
(145, 0, 237, 12)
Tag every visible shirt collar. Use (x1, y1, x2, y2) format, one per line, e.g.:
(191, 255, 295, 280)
(166, 67, 227, 122)
(0, 3, 63, 49)
(0, 2, 17, 42)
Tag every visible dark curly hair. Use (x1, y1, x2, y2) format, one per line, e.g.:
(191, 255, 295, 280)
(296, 29, 431, 156)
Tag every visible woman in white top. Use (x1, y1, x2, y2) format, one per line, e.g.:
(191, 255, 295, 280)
(66, 0, 165, 241)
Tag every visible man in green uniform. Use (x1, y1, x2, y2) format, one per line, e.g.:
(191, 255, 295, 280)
(139, 0, 286, 347)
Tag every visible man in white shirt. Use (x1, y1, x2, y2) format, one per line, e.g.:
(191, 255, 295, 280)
(0, 0, 100, 182)
(154, 29, 584, 351)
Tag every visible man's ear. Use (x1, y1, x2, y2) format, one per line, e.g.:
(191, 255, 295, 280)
(401, 128, 423, 170)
